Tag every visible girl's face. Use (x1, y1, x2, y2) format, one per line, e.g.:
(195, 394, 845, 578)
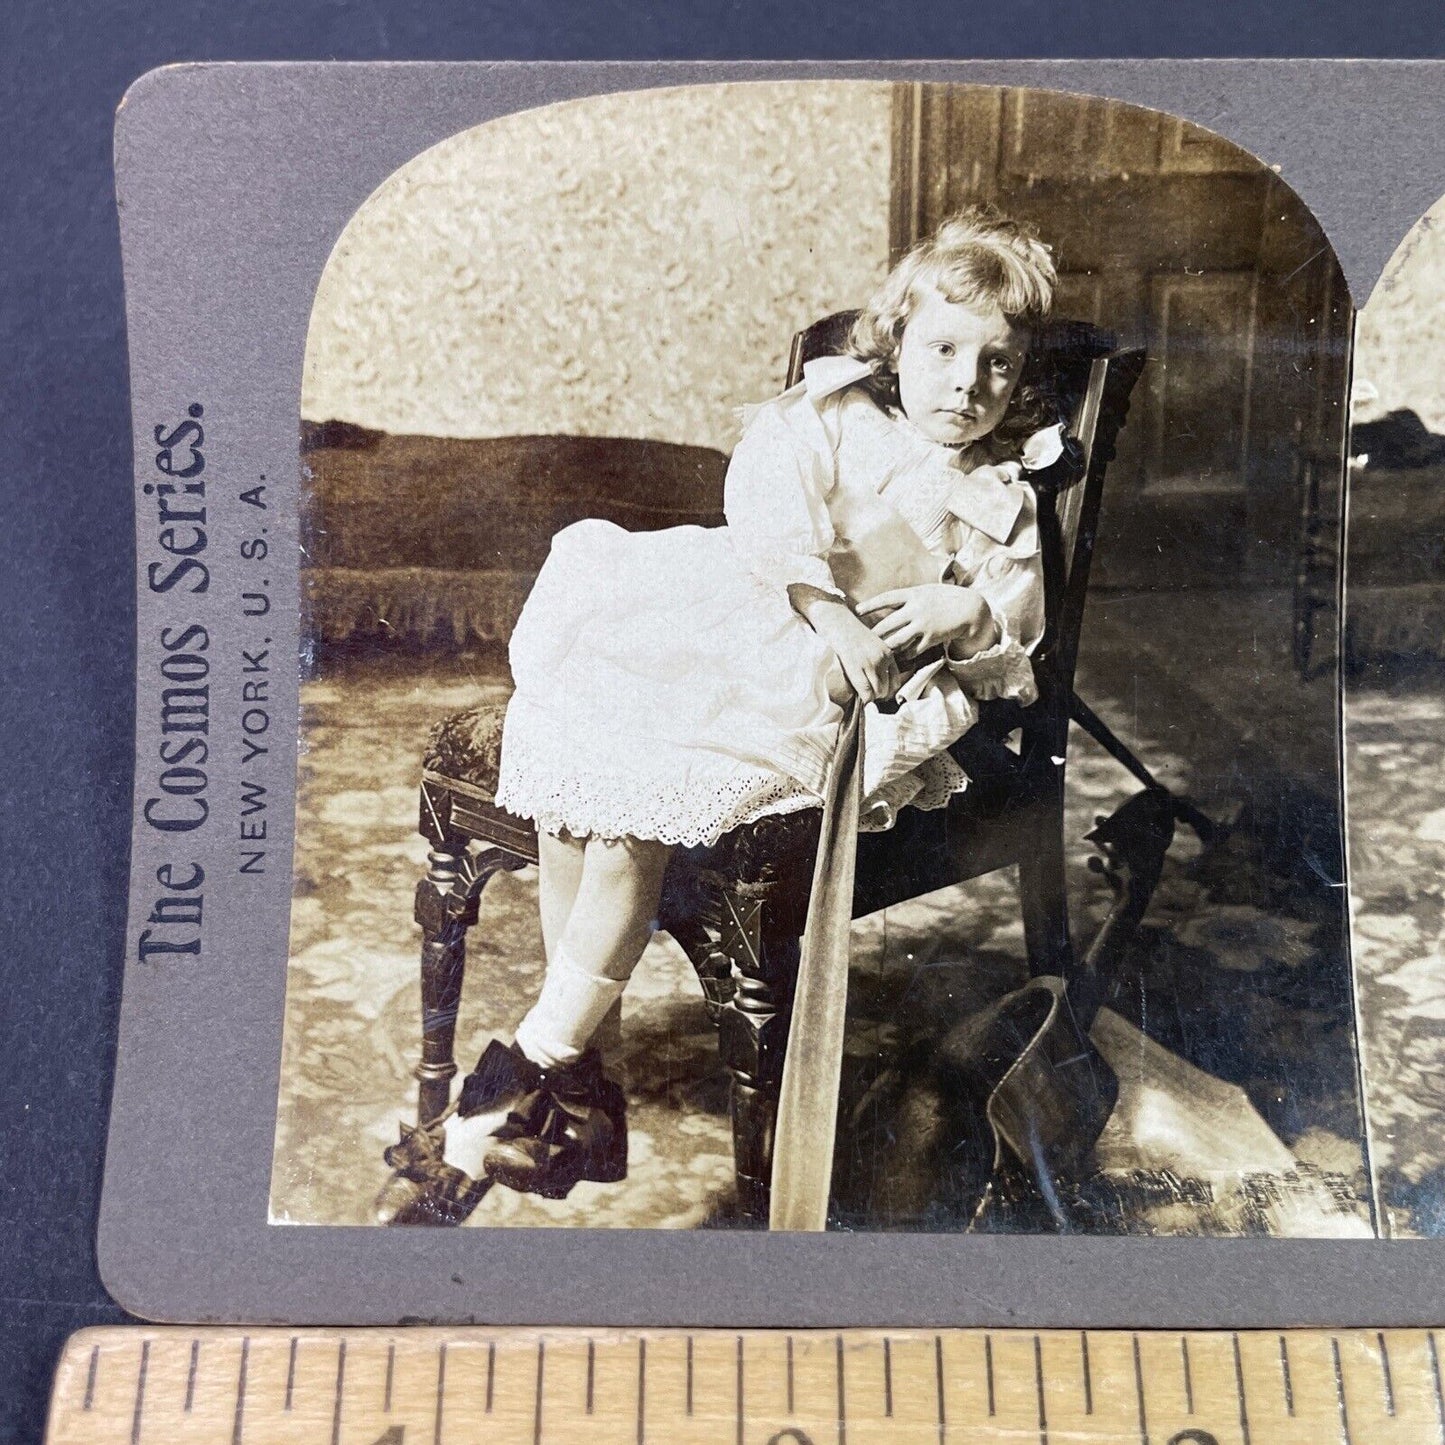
(894, 286, 1029, 447)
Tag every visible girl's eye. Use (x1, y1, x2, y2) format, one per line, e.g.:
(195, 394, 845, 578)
(989, 355, 1015, 374)
(933, 343, 955, 359)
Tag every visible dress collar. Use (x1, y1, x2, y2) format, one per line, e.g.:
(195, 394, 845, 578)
(945, 468, 1025, 544)
(802, 354, 875, 399)
(800, 355, 1051, 545)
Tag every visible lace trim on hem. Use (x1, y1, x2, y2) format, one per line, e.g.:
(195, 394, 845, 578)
(500, 747, 976, 846)
(496, 763, 821, 850)
(860, 749, 969, 832)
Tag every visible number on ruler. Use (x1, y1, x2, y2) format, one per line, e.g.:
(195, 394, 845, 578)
(369, 1430, 404, 1444)
(767, 1433, 815, 1445)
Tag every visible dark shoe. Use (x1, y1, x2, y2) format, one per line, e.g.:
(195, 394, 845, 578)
(455, 1037, 540, 1118)
(375, 1121, 491, 1227)
(482, 1047, 628, 1199)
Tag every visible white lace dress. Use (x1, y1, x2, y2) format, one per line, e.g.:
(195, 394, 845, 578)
(494, 356, 1048, 848)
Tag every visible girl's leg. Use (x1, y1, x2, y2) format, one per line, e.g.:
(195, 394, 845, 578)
(563, 835, 673, 980)
(539, 827, 622, 1056)
(537, 828, 586, 965)
(444, 836, 672, 1190)
(513, 834, 672, 1066)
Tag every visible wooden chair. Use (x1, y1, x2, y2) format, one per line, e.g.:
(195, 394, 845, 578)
(405, 317, 1146, 1224)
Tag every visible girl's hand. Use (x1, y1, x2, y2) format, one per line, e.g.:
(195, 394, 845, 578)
(859, 584, 999, 660)
(790, 588, 901, 704)
(827, 619, 902, 705)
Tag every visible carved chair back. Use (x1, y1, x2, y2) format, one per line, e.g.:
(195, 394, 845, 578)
(780, 314, 1145, 917)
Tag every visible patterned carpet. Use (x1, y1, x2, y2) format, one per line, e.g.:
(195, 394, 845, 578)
(1344, 676, 1445, 1236)
(268, 587, 1416, 1236)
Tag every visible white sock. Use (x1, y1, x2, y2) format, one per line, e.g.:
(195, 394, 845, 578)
(513, 947, 629, 1068)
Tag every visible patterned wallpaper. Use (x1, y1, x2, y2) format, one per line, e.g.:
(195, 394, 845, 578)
(301, 81, 892, 454)
(1356, 193, 1445, 433)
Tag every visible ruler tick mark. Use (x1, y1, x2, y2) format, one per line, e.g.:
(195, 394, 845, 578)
(1429, 1332, 1445, 1444)
(736, 1336, 744, 1445)
(131, 1339, 150, 1445)
(187, 1339, 201, 1414)
(330, 1340, 346, 1445)
(935, 1335, 946, 1442)
(52, 1324, 1445, 1444)
(83, 1344, 98, 1411)
(1233, 1332, 1251, 1445)
(1034, 1334, 1049, 1445)
(637, 1337, 646, 1445)
(232, 1337, 249, 1445)
(1332, 1336, 1353, 1445)
(60, 1324, 1445, 1445)
(434, 1342, 447, 1445)
(1132, 1334, 1149, 1445)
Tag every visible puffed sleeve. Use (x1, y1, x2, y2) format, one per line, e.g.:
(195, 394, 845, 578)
(723, 396, 842, 599)
(945, 483, 1045, 704)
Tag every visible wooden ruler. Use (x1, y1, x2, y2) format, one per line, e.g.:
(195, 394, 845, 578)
(44, 1326, 1445, 1444)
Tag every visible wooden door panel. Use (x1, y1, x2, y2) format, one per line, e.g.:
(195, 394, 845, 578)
(892, 81, 1351, 588)
(1159, 115, 1266, 174)
(1000, 88, 1163, 179)
(1146, 271, 1259, 494)
(1052, 273, 1105, 327)
(980, 177, 1271, 274)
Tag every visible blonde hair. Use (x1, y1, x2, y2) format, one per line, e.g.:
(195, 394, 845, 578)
(847, 206, 1060, 449)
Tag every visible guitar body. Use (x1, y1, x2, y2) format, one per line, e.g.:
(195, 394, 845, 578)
(946, 976, 1119, 1228)
(851, 787, 1179, 1231)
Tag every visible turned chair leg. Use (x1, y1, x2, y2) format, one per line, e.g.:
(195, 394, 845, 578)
(412, 841, 521, 1126)
(715, 884, 798, 1224)
(414, 844, 474, 1125)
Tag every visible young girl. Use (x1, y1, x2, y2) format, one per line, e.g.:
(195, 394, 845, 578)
(396, 206, 1065, 1217)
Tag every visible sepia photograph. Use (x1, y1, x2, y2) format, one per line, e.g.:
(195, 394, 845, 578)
(268, 79, 1378, 1236)
(1343, 193, 1445, 1239)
